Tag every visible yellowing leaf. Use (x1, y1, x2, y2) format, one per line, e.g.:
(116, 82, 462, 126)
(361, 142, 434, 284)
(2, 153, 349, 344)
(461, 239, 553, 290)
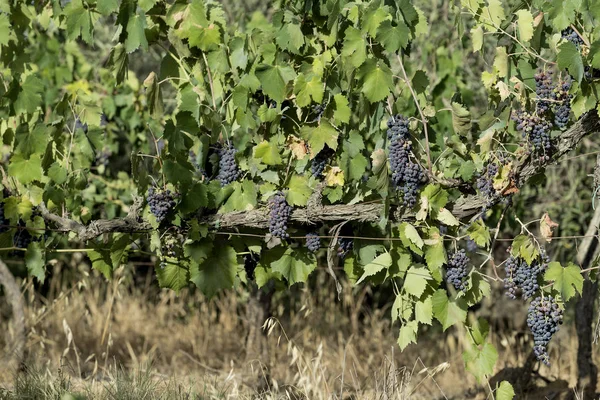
(286, 135, 308, 160)
(515, 10, 534, 43)
(540, 212, 559, 242)
(324, 166, 345, 186)
(437, 208, 460, 226)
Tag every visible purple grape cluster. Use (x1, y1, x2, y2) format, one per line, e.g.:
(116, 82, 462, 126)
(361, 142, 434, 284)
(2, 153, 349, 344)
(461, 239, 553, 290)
(311, 103, 326, 122)
(305, 232, 321, 252)
(216, 145, 240, 186)
(534, 70, 554, 113)
(337, 236, 353, 258)
(387, 115, 425, 208)
(13, 223, 33, 249)
(512, 111, 552, 158)
(268, 191, 292, 239)
(446, 249, 469, 291)
(527, 295, 563, 365)
(503, 255, 548, 299)
(476, 162, 499, 200)
(561, 27, 584, 48)
(466, 239, 478, 252)
(553, 78, 572, 129)
(311, 147, 334, 178)
(147, 187, 177, 224)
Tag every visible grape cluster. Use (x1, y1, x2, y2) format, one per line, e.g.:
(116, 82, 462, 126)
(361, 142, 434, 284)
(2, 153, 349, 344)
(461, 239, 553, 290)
(75, 118, 88, 133)
(162, 228, 185, 257)
(311, 147, 334, 178)
(527, 295, 563, 365)
(446, 250, 469, 291)
(553, 78, 572, 129)
(268, 191, 292, 239)
(310, 103, 326, 122)
(95, 148, 111, 167)
(13, 222, 33, 250)
(466, 239, 478, 253)
(503, 256, 547, 299)
(584, 66, 600, 81)
(534, 70, 554, 113)
(244, 252, 258, 280)
(476, 162, 499, 200)
(147, 187, 177, 224)
(561, 27, 584, 48)
(337, 237, 353, 258)
(387, 115, 425, 208)
(216, 145, 240, 186)
(512, 111, 552, 158)
(305, 232, 321, 252)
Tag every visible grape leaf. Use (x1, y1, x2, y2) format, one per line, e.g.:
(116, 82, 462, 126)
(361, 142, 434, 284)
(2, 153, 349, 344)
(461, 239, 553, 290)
(8, 154, 42, 184)
(177, 0, 221, 51)
(301, 121, 339, 156)
(398, 320, 418, 350)
(376, 20, 410, 52)
(276, 23, 304, 54)
(254, 140, 282, 165)
(255, 64, 296, 104)
(356, 252, 392, 284)
(25, 242, 45, 282)
(515, 10, 534, 43)
(463, 342, 498, 384)
(544, 262, 584, 301)
(63, 0, 93, 44)
(496, 381, 515, 400)
(267, 247, 316, 285)
(360, 62, 393, 103)
(415, 297, 433, 325)
(294, 74, 324, 107)
(14, 76, 43, 115)
(190, 245, 237, 297)
(557, 41, 584, 82)
(403, 266, 431, 297)
(342, 26, 367, 68)
(432, 289, 468, 330)
(333, 94, 351, 124)
(286, 175, 312, 206)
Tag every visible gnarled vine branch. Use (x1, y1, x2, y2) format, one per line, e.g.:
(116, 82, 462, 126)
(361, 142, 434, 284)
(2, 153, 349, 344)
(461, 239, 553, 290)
(39, 111, 600, 240)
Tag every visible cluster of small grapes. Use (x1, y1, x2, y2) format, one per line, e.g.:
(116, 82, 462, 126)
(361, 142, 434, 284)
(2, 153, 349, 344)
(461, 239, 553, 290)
(585, 66, 600, 81)
(161, 228, 185, 257)
(503, 255, 547, 299)
(476, 162, 499, 200)
(534, 70, 554, 113)
(305, 232, 320, 252)
(147, 187, 177, 224)
(527, 295, 563, 365)
(446, 250, 469, 291)
(244, 252, 258, 280)
(311, 147, 334, 178)
(512, 111, 552, 159)
(337, 237, 353, 258)
(561, 27, 584, 48)
(268, 191, 292, 239)
(310, 103, 326, 122)
(553, 78, 573, 129)
(216, 145, 240, 186)
(387, 115, 425, 208)
(95, 148, 111, 167)
(13, 224, 33, 249)
(466, 239, 478, 253)
(189, 150, 208, 180)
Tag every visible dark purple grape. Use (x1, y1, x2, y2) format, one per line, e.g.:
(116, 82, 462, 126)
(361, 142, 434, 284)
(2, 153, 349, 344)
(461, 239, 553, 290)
(305, 232, 320, 252)
(216, 145, 240, 186)
(527, 295, 563, 365)
(446, 249, 469, 291)
(268, 191, 292, 239)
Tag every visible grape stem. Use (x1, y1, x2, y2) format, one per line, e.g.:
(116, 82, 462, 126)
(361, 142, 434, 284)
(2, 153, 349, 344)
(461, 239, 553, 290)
(396, 53, 432, 174)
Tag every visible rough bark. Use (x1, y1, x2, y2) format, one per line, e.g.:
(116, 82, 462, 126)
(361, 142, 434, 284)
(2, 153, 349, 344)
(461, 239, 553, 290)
(0, 258, 25, 375)
(37, 111, 600, 239)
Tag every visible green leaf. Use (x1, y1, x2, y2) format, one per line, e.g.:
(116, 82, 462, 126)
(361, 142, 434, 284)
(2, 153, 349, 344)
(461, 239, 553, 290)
(496, 381, 515, 400)
(294, 74, 324, 107)
(276, 23, 305, 54)
(415, 297, 433, 325)
(437, 208, 459, 226)
(557, 41, 584, 82)
(361, 62, 393, 103)
(88, 249, 113, 279)
(96, 0, 119, 15)
(15, 76, 44, 115)
(515, 10, 534, 43)
(63, 0, 93, 44)
(190, 245, 237, 297)
(221, 181, 257, 212)
(471, 25, 483, 52)
(254, 140, 282, 165)
(157, 260, 189, 292)
(480, 0, 505, 31)
(544, 262, 584, 301)
(300, 121, 339, 155)
(432, 289, 467, 331)
(403, 224, 424, 249)
(398, 320, 418, 350)
(8, 154, 42, 184)
(511, 235, 538, 264)
(463, 342, 498, 383)
(451, 102, 472, 135)
(286, 175, 312, 207)
(411, 70, 429, 94)
(0, 13, 12, 46)
(333, 94, 351, 124)
(125, 10, 148, 53)
(467, 219, 491, 248)
(143, 71, 162, 117)
(177, 0, 221, 51)
(267, 248, 316, 285)
(255, 65, 296, 104)
(376, 20, 410, 52)
(25, 242, 45, 282)
(403, 266, 431, 297)
(107, 44, 129, 84)
(356, 252, 392, 284)
(342, 26, 367, 68)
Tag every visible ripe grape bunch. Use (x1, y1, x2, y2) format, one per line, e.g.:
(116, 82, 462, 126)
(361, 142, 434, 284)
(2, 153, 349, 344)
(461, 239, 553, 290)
(311, 147, 334, 178)
(446, 249, 469, 291)
(503, 255, 548, 299)
(268, 191, 292, 239)
(561, 27, 584, 48)
(552, 78, 572, 129)
(476, 162, 499, 200)
(527, 295, 563, 365)
(387, 115, 425, 208)
(216, 145, 240, 186)
(534, 70, 554, 113)
(147, 187, 177, 224)
(305, 232, 321, 252)
(337, 237, 353, 258)
(13, 223, 33, 249)
(512, 111, 552, 159)
(311, 103, 326, 122)
(244, 252, 258, 280)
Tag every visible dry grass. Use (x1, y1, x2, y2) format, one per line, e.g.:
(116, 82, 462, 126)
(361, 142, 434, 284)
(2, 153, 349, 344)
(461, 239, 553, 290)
(0, 263, 592, 399)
